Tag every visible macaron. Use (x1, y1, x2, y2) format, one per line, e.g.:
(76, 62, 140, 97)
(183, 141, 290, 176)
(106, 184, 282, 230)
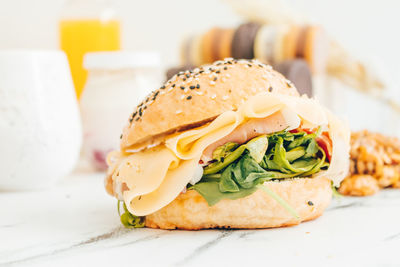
(254, 25, 278, 64)
(210, 27, 224, 62)
(273, 59, 313, 97)
(303, 26, 328, 74)
(217, 28, 235, 60)
(231, 22, 261, 59)
(290, 25, 328, 73)
(295, 26, 309, 58)
(272, 25, 289, 63)
(282, 25, 300, 60)
(201, 28, 219, 64)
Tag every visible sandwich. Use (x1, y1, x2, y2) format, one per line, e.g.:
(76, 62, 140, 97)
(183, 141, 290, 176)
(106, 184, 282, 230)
(105, 58, 350, 230)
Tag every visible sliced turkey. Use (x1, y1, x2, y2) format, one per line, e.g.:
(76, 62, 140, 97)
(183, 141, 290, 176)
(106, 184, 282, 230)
(201, 108, 300, 163)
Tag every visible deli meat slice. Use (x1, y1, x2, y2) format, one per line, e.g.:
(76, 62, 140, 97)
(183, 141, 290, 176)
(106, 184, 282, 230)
(202, 110, 299, 162)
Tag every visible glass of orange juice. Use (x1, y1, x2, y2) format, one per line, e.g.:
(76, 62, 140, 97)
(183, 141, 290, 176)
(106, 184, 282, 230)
(59, 0, 120, 99)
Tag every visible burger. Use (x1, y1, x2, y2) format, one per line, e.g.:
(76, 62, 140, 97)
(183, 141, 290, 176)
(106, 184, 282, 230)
(105, 58, 350, 230)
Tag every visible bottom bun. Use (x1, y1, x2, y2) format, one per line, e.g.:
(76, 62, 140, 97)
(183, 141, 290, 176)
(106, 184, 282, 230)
(145, 177, 332, 230)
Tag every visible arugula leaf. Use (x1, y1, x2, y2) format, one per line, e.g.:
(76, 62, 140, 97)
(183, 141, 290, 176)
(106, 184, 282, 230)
(219, 165, 240, 192)
(286, 134, 309, 150)
(203, 145, 246, 175)
(219, 155, 273, 192)
(301, 148, 326, 176)
(286, 146, 306, 162)
(291, 158, 318, 169)
(262, 155, 290, 173)
(118, 201, 145, 228)
(212, 142, 239, 162)
(232, 154, 273, 188)
(245, 135, 268, 163)
(273, 137, 320, 173)
(271, 137, 290, 170)
(201, 173, 222, 179)
(287, 128, 321, 150)
(331, 181, 342, 198)
(193, 180, 258, 206)
(203, 135, 268, 175)
(304, 138, 319, 158)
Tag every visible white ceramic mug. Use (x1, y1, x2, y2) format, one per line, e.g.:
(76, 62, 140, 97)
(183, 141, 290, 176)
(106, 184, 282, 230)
(0, 50, 82, 190)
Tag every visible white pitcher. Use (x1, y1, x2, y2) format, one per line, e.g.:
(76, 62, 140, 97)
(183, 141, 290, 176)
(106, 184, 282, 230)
(0, 50, 82, 190)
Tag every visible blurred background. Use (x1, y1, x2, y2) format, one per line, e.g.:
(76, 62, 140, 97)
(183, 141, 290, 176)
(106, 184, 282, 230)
(0, 0, 399, 74)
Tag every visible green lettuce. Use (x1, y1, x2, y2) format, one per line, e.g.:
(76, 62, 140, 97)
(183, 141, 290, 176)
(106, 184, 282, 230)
(203, 135, 268, 175)
(193, 129, 329, 210)
(192, 178, 258, 206)
(118, 201, 145, 228)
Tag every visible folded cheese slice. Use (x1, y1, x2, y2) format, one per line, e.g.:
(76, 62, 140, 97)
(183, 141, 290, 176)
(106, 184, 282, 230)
(107, 92, 350, 216)
(314, 108, 350, 183)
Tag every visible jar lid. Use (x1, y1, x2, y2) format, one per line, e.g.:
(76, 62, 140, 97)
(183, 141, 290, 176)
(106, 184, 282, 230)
(83, 51, 161, 70)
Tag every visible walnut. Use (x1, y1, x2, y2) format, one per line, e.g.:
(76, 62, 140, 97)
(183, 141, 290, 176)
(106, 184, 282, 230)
(339, 175, 380, 196)
(378, 166, 400, 188)
(343, 130, 400, 195)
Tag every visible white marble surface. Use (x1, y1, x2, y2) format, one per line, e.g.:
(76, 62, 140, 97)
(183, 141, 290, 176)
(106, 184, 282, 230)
(1, 172, 400, 267)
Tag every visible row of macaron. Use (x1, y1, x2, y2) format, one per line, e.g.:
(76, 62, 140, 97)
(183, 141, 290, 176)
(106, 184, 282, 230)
(180, 22, 327, 74)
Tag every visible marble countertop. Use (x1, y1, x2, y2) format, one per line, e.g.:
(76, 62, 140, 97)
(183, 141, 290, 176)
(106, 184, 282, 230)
(1, 172, 400, 267)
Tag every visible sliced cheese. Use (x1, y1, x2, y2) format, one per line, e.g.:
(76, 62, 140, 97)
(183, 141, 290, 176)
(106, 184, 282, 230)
(124, 156, 201, 216)
(166, 111, 241, 160)
(108, 92, 350, 216)
(115, 147, 179, 196)
(314, 108, 350, 186)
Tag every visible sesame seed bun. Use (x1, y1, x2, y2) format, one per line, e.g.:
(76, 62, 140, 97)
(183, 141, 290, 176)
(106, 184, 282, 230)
(145, 177, 332, 230)
(120, 59, 299, 151)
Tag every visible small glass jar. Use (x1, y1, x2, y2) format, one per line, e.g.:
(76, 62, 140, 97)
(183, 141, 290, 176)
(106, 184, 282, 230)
(80, 51, 162, 170)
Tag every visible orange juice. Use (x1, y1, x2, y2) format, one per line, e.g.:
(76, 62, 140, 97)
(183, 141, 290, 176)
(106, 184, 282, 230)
(60, 19, 120, 98)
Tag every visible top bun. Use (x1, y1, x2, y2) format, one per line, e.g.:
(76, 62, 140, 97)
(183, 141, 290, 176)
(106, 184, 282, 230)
(121, 58, 299, 151)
